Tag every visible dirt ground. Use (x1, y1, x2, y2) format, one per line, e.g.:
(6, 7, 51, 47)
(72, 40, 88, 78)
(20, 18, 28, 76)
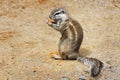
(0, 0, 120, 80)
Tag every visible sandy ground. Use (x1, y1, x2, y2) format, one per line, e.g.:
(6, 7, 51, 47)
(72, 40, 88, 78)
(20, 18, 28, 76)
(0, 0, 120, 80)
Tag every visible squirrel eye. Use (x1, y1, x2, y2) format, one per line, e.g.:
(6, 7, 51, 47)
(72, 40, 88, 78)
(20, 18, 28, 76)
(55, 12, 60, 15)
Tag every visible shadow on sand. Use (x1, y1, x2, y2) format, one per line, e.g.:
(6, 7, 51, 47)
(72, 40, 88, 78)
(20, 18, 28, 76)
(79, 48, 92, 57)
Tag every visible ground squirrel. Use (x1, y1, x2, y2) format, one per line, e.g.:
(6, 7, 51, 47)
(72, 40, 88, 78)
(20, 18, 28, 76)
(47, 8, 103, 77)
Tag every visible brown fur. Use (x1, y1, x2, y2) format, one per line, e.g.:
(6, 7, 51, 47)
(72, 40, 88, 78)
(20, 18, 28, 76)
(58, 18, 83, 60)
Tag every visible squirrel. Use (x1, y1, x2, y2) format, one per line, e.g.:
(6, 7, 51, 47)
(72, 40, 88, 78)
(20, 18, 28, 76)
(47, 8, 103, 77)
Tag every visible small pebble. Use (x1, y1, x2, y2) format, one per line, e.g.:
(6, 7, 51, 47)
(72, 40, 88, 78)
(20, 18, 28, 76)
(108, 66, 112, 69)
(61, 76, 70, 80)
(33, 70, 37, 73)
(79, 75, 86, 80)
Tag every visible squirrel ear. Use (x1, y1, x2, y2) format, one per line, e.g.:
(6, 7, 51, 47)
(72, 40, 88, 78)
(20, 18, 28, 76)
(61, 8, 66, 13)
(62, 10, 66, 14)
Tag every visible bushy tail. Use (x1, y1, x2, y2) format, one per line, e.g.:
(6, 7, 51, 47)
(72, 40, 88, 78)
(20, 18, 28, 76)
(91, 61, 104, 77)
(77, 57, 104, 77)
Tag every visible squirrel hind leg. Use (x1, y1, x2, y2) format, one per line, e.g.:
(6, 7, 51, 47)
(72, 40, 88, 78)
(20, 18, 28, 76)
(67, 53, 79, 60)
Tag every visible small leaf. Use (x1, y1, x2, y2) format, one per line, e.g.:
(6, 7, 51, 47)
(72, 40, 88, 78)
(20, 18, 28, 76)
(61, 77, 70, 80)
(84, 71, 89, 74)
(106, 61, 111, 65)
